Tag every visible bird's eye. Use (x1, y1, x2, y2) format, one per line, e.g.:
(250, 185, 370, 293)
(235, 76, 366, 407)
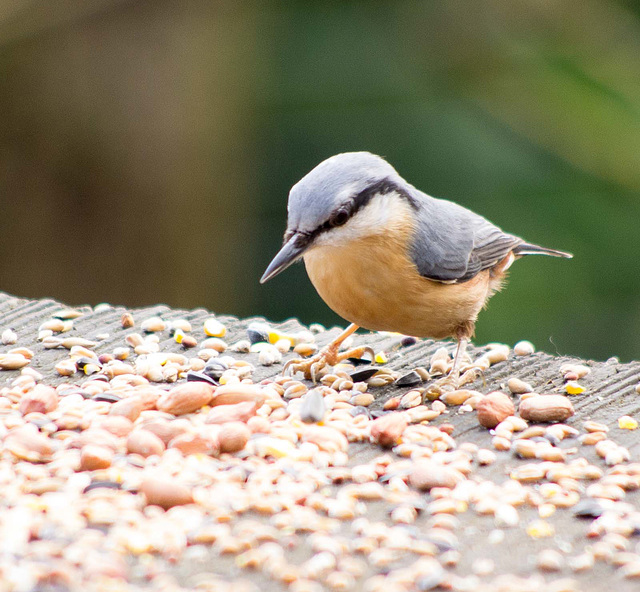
(330, 206, 351, 227)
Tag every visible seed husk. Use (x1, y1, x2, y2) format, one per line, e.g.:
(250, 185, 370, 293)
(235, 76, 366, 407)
(52, 308, 83, 320)
(406, 406, 440, 423)
(39, 319, 70, 333)
(409, 460, 465, 491)
(476, 448, 497, 465)
(55, 359, 77, 376)
(0, 353, 29, 370)
(157, 383, 214, 415)
(10, 347, 34, 360)
(400, 390, 422, 409)
(60, 337, 97, 349)
(485, 344, 510, 365)
(257, 344, 282, 366)
(560, 363, 591, 379)
(510, 463, 547, 482)
(218, 421, 251, 453)
(494, 504, 519, 527)
(583, 420, 608, 433)
(181, 335, 198, 349)
(492, 436, 511, 451)
(140, 317, 166, 333)
(514, 340, 535, 356)
(143, 419, 191, 446)
(1, 328, 17, 345)
(350, 392, 374, 407)
(246, 322, 270, 344)
(429, 347, 451, 375)
(537, 549, 564, 572)
(519, 395, 575, 423)
(186, 370, 217, 386)
(513, 439, 537, 459)
(302, 425, 348, 453)
(19, 384, 58, 415)
(120, 312, 135, 329)
(347, 367, 377, 383)
(507, 378, 533, 394)
(139, 477, 193, 509)
(370, 413, 408, 448)
(80, 445, 114, 471)
(300, 389, 326, 423)
(293, 342, 318, 357)
(568, 553, 594, 572)
(206, 401, 258, 424)
(5, 426, 53, 462)
(440, 389, 480, 406)
(395, 371, 423, 387)
(211, 384, 266, 407)
(476, 392, 515, 428)
(126, 429, 166, 457)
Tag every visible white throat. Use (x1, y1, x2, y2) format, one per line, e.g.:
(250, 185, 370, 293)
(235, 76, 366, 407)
(311, 192, 412, 249)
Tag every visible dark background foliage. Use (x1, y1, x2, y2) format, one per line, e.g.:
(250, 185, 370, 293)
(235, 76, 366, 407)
(1, 0, 638, 361)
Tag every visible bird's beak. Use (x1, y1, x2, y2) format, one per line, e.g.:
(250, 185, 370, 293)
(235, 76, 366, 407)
(260, 232, 311, 284)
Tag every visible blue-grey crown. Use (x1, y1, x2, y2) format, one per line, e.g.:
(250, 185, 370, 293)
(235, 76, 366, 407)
(286, 152, 402, 233)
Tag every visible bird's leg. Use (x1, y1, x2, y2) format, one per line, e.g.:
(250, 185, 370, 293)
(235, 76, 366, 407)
(447, 337, 467, 387)
(426, 337, 469, 393)
(284, 323, 374, 382)
(425, 333, 481, 397)
(447, 337, 481, 387)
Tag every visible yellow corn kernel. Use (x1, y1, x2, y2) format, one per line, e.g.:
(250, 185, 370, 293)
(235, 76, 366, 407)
(204, 318, 226, 338)
(256, 437, 297, 458)
(539, 483, 562, 499)
(526, 520, 554, 538)
(375, 351, 388, 364)
(268, 330, 285, 344)
(538, 503, 556, 518)
(565, 381, 585, 395)
(618, 415, 638, 430)
(173, 328, 185, 344)
(123, 532, 152, 555)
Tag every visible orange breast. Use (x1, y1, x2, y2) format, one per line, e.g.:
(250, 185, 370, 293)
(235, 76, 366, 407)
(303, 231, 497, 339)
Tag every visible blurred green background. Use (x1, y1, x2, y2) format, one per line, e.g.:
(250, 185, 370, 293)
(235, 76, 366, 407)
(0, 0, 638, 361)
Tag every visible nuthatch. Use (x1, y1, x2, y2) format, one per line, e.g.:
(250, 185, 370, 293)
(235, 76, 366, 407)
(261, 152, 572, 386)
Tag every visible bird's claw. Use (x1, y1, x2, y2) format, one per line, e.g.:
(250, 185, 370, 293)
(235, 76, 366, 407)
(341, 345, 375, 365)
(284, 345, 375, 383)
(283, 356, 323, 381)
(423, 366, 481, 400)
(459, 367, 481, 386)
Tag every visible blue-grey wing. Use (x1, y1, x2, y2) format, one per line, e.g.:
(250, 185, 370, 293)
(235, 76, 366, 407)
(407, 193, 523, 283)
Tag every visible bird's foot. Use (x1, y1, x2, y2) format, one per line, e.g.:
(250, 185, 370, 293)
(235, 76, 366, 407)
(423, 366, 481, 399)
(284, 344, 375, 383)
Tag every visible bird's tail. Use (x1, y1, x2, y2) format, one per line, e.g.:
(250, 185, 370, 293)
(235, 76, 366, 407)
(513, 242, 573, 258)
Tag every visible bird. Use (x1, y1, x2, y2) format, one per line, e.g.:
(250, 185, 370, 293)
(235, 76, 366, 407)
(260, 152, 572, 387)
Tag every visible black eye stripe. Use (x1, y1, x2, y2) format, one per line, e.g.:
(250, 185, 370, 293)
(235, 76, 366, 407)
(317, 178, 409, 233)
(352, 178, 402, 211)
(285, 177, 415, 245)
(282, 229, 312, 248)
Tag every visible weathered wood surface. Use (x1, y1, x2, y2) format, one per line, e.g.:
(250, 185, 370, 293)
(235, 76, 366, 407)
(1, 291, 640, 591)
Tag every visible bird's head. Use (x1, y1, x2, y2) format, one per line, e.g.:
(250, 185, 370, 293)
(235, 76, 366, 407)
(260, 152, 411, 283)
